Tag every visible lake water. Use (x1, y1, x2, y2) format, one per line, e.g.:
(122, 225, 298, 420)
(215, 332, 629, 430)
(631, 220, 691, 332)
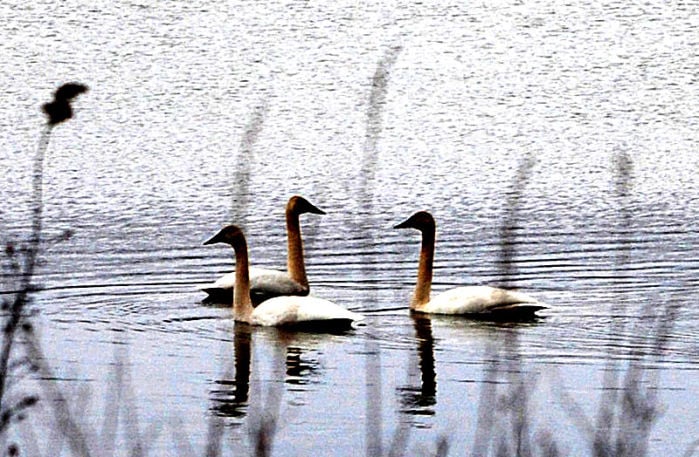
(1, 0, 698, 455)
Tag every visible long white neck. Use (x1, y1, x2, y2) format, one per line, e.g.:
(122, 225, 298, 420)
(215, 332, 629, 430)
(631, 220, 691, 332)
(286, 210, 309, 289)
(232, 238, 254, 323)
(411, 227, 435, 310)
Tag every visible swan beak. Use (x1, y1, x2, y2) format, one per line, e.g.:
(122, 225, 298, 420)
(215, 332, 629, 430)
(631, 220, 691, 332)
(203, 224, 243, 246)
(203, 232, 223, 245)
(393, 218, 412, 229)
(307, 203, 326, 215)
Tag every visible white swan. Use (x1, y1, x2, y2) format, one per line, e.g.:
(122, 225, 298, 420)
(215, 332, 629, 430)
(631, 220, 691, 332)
(204, 224, 362, 330)
(201, 196, 324, 304)
(394, 211, 547, 318)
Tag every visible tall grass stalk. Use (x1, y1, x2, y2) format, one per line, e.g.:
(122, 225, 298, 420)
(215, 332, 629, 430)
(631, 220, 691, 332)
(0, 83, 87, 453)
(472, 154, 541, 457)
(586, 150, 668, 457)
(229, 99, 269, 231)
(359, 45, 401, 457)
(0, 125, 50, 410)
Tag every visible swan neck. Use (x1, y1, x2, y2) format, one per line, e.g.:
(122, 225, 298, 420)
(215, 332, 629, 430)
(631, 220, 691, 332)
(286, 211, 308, 289)
(232, 238, 254, 323)
(412, 228, 435, 310)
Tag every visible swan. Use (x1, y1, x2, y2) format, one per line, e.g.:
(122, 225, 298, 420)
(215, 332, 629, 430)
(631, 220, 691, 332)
(201, 195, 324, 304)
(394, 211, 547, 318)
(203, 224, 363, 330)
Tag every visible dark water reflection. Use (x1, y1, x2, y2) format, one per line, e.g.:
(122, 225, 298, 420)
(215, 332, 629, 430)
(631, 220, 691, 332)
(397, 315, 437, 417)
(210, 324, 349, 427)
(210, 325, 252, 420)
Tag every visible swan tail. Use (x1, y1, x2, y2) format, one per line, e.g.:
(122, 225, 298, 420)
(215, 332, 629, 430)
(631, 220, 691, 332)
(278, 318, 358, 333)
(201, 287, 233, 304)
(486, 302, 548, 320)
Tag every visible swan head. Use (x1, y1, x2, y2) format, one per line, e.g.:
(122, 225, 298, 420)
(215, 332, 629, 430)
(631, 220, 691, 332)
(203, 224, 245, 246)
(288, 195, 326, 216)
(394, 211, 435, 232)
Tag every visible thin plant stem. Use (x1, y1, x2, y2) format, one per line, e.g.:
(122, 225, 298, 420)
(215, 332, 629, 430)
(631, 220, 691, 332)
(0, 124, 51, 409)
(359, 45, 401, 457)
(23, 327, 92, 457)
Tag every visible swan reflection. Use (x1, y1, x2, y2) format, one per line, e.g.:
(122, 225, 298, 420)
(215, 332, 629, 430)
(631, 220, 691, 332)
(209, 326, 328, 422)
(210, 324, 253, 420)
(397, 314, 437, 417)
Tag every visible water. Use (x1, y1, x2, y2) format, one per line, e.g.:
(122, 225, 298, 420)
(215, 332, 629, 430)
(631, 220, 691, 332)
(1, 0, 698, 455)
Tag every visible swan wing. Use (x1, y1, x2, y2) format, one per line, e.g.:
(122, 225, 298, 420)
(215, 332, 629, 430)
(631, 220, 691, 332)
(424, 286, 544, 315)
(206, 267, 285, 289)
(203, 271, 234, 290)
(201, 268, 307, 303)
(295, 296, 363, 322)
(251, 270, 308, 298)
(252, 296, 362, 327)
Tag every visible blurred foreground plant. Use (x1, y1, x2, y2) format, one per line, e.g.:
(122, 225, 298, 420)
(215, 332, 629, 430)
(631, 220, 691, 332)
(0, 83, 88, 449)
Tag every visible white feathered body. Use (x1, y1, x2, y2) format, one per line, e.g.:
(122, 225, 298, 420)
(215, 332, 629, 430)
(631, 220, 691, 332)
(202, 267, 307, 303)
(252, 295, 363, 327)
(418, 285, 544, 315)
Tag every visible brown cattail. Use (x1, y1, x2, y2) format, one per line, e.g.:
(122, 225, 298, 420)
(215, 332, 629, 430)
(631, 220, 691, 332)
(41, 82, 88, 126)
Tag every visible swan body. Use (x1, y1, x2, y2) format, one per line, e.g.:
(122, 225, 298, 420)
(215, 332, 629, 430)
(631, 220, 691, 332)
(201, 196, 323, 304)
(395, 211, 546, 318)
(252, 295, 361, 328)
(202, 268, 307, 303)
(204, 224, 362, 330)
(416, 286, 543, 316)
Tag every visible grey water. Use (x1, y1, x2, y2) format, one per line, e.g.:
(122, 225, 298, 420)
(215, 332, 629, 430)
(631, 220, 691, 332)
(1, 0, 698, 455)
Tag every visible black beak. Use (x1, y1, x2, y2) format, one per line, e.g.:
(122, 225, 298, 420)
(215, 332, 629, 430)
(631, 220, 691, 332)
(203, 233, 221, 245)
(309, 206, 326, 215)
(394, 219, 412, 229)
(304, 201, 326, 215)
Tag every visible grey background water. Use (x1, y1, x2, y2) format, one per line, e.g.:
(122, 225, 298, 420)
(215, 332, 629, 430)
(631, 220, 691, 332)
(1, 0, 698, 455)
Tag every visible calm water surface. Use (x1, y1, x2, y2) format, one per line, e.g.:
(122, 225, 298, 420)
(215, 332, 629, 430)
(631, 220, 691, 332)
(1, 0, 698, 455)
